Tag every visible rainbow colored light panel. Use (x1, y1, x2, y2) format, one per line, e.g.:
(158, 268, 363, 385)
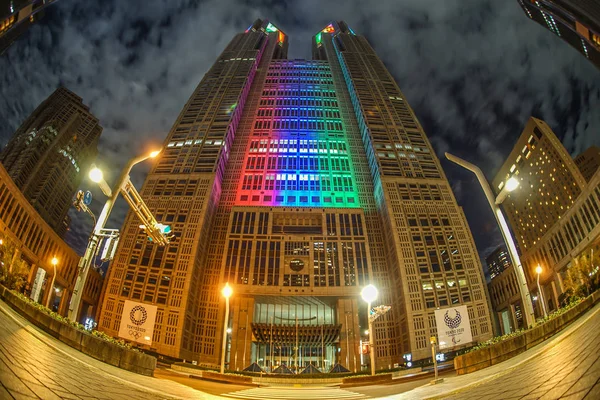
(236, 60, 360, 208)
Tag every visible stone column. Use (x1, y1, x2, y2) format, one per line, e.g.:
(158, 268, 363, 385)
(336, 297, 360, 372)
(26, 263, 38, 296)
(550, 281, 560, 310)
(230, 296, 255, 371)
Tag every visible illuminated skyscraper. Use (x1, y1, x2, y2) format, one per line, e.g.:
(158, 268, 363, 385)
(492, 117, 586, 253)
(493, 118, 600, 318)
(0, 87, 101, 237)
(0, 0, 59, 55)
(517, 0, 600, 69)
(99, 20, 492, 368)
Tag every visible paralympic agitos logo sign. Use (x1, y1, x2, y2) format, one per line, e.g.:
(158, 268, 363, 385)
(435, 305, 473, 350)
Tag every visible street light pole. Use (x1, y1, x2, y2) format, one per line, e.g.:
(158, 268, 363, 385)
(367, 301, 375, 376)
(536, 265, 548, 318)
(361, 284, 378, 376)
(445, 152, 535, 327)
(220, 282, 232, 374)
(45, 257, 58, 308)
(67, 150, 161, 322)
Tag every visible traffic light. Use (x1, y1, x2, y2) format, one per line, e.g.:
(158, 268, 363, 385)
(156, 223, 175, 242)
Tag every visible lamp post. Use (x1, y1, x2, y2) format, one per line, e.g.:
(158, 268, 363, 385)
(45, 257, 58, 308)
(361, 284, 378, 376)
(221, 282, 232, 374)
(536, 265, 548, 318)
(67, 150, 161, 322)
(445, 153, 535, 327)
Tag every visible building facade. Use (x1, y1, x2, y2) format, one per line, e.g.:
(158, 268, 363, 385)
(491, 117, 600, 330)
(0, 0, 58, 54)
(0, 87, 102, 237)
(98, 20, 492, 370)
(520, 167, 600, 315)
(575, 145, 600, 182)
(486, 246, 513, 281)
(488, 267, 524, 335)
(0, 162, 101, 316)
(517, 0, 600, 69)
(492, 117, 587, 254)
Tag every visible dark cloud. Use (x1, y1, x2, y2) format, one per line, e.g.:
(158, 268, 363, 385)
(1, 0, 599, 268)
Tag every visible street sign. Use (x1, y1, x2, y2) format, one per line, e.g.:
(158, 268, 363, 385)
(434, 305, 473, 350)
(83, 190, 93, 205)
(368, 305, 391, 323)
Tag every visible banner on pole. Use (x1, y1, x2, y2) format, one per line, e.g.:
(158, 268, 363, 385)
(434, 305, 473, 350)
(118, 300, 157, 345)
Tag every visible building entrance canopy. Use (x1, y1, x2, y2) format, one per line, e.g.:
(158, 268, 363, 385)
(251, 323, 341, 345)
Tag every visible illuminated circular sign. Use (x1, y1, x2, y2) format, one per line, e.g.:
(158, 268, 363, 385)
(290, 259, 305, 272)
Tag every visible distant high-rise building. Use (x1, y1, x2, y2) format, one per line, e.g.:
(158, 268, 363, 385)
(517, 0, 600, 69)
(0, 0, 58, 55)
(0, 87, 102, 237)
(486, 246, 513, 280)
(574, 145, 600, 182)
(492, 117, 586, 253)
(98, 20, 492, 368)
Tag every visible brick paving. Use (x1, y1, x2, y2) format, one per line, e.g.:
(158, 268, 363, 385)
(0, 300, 220, 399)
(0, 298, 599, 400)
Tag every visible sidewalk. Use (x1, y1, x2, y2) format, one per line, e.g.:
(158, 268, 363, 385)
(384, 301, 600, 399)
(0, 299, 218, 399)
(1, 297, 598, 399)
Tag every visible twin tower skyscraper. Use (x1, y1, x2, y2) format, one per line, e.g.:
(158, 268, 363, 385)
(99, 20, 492, 370)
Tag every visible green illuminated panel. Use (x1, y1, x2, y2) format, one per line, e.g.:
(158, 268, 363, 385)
(266, 23, 278, 33)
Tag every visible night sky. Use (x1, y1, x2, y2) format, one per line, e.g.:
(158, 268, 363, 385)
(1, 0, 599, 277)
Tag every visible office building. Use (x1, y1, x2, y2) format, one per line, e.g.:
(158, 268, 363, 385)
(0, 162, 101, 315)
(491, 117, 600, 329)
(574, 145, 600, 182)
(519, 166, 600, 315)
(492, 117, 586, 253)
(486, 246, 513, 281)
(0, 0, 58, 54)
(517, 0, 600, 69)
(0, 87, 102, 237)
(98, 20, 492, 369)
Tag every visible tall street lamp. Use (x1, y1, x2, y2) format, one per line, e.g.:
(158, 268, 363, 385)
(45, 257, 58, 308)
(67, 150, 161, 322)
(361, 284, 378, 376)
(536, 265, 548, 318)
(221, 282, 233, 374)
(445, 153, 535, 327)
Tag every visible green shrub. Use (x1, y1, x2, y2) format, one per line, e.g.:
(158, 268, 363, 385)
(9, 289, 139, 352)
(466, 296, 586, 353)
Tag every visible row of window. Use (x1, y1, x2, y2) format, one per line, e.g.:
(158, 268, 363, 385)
(257, 108, 341, 118)
(244, 155, 351, 172)
(223, 240, 369, 287)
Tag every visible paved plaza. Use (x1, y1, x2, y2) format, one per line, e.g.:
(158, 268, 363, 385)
(0, 299, 599, 399)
